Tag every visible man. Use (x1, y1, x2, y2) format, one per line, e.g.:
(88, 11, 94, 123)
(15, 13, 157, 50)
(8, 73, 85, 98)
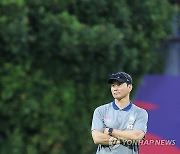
(91, 72, 148, 154)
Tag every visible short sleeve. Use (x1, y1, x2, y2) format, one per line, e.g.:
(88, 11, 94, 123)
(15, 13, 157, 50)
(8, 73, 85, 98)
(133, 109, 148, 133)
(91, 107, 106, 132)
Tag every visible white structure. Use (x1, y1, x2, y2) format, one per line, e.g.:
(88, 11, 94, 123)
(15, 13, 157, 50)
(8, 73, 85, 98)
(165, 15, 180, 75)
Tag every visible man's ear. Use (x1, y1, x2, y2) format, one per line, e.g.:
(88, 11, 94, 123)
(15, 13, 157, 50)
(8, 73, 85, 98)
(128, 84, 133, 91)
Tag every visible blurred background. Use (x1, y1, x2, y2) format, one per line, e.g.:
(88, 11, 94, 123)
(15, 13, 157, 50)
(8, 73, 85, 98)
(0, 0, 179, 154)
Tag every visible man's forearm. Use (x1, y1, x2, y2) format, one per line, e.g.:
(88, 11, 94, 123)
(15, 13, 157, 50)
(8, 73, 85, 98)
(92, 130, 119, 145)
(112, 129, 144, 141)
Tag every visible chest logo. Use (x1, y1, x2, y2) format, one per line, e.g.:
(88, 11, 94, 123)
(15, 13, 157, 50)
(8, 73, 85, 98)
(104, 116, 111, 121)
(127, 115, 135, 129)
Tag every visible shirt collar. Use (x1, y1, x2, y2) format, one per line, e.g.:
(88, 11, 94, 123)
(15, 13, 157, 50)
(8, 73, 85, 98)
(112, 101, 132, 111)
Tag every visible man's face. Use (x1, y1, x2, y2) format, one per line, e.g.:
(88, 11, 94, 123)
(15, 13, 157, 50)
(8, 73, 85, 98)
(111, 81, 132, 100)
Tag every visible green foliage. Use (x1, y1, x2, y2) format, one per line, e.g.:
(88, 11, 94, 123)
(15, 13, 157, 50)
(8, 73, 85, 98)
(0, 0, 175, 153)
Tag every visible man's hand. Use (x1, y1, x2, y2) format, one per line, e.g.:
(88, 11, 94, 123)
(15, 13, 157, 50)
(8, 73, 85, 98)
(104, 128, 110, 135)
(109, 136, 121, 146)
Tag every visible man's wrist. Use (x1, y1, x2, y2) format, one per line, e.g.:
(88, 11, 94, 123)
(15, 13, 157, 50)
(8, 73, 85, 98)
(108, 128, 113, 136)
(112, 129, 123, 140)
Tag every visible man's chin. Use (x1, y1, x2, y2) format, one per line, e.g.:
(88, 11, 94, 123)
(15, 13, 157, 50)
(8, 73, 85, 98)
(114, 97, 122, 100)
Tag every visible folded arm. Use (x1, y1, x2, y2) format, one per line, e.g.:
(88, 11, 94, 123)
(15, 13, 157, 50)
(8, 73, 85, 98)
(91, 130, 120, 145)
(104, 128, 145, 141)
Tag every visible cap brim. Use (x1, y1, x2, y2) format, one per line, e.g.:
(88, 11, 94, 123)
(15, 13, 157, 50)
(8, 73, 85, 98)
(108, 78, 125, 84)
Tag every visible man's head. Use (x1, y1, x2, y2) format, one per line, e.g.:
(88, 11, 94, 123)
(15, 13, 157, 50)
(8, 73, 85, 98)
(108, 72, 133, 85)
(108, 72, 133, 100)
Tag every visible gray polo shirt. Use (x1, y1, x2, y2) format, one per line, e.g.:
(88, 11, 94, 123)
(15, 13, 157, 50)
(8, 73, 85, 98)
(91, 101, 148, 154)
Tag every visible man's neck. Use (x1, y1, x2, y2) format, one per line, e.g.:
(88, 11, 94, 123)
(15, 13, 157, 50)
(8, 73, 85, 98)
(115, 98, 130, 109)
